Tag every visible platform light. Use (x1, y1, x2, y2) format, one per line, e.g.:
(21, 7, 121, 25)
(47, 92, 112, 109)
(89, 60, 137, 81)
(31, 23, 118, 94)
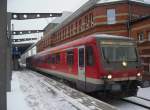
(13, 32, 16, 34)
(13, 14, 18, 18)
(36, 14, 40, 18)
(23, 14, 27, 18)
(107, 74, 112, 79)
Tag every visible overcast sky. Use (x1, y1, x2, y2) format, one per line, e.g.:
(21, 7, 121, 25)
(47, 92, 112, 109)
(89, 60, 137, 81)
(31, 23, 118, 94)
(8, 0, 89, 39)
(8, 0, 88, 30)
(7, 0, 150, 39)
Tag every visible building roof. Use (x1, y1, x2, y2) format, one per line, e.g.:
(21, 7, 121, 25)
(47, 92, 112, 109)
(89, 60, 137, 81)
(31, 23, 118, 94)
(51, 11, 73, 24)
(44, 11, 72, 35)
(44, 0, 150, 38)
(44, 0, 98, 37)
(96, 0, 147, 4)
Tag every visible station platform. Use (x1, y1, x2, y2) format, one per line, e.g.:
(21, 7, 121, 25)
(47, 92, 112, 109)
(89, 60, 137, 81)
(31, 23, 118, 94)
(7, 70, 117, 110)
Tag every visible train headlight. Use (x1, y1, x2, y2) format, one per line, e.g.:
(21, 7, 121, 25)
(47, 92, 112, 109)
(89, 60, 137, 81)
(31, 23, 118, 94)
(122, 61, 127, 67)
(137, 72, 141, 77)
(107, 74, 112, 79)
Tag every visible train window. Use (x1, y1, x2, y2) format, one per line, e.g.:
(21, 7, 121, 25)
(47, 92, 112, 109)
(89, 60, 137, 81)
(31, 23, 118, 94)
(56, 54, 60, 64)
(47, 55, 51, 64)
(51, 54, 56, 64)
(79, 48, 84, 67)
(86, 46, 94, 66)
(67, 50, 74, 66)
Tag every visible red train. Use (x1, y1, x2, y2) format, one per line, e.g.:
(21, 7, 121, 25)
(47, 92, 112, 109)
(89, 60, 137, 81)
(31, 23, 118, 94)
(26, 34, 143, 95)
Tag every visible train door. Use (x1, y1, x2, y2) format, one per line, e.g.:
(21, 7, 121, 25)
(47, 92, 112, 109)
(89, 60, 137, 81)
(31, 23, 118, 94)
(77, 46, 86, 91)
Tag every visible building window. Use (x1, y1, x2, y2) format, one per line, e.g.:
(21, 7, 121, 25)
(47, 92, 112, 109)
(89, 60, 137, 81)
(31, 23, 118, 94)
(75, 21, 78, 33)
(68, 26, 70, 37)
(107, 9, 116, 24)
(138, 32, 144, 41)
(71, 24, 73, 35)
(85, 15, 89, 29)
(64, 28, 67, 38)
(79, 19, 82, 32)
(89, 13, 93, 27)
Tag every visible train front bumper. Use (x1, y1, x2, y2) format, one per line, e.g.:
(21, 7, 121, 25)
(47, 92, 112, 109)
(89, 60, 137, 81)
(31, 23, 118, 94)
(103, 77, 142, 92)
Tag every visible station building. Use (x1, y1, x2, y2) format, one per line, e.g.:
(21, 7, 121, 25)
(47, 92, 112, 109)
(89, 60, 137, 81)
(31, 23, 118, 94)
(36, 0, 150, 72)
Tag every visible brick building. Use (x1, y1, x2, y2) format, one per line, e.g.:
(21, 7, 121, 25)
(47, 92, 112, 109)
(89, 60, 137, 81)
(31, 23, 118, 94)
(36, 0, 150, 72)
(131, 16, 150, 72)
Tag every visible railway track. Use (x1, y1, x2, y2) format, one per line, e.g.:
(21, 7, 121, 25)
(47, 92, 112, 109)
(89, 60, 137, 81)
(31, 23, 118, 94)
(121, 96, 150, 109)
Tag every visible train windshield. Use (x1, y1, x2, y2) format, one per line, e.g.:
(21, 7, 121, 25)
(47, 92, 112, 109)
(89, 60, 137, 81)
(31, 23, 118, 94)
(101, 41, 138, 62)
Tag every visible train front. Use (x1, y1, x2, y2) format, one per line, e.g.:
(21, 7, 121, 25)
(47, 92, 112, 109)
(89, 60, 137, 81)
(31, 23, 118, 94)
(99, 37, 143, 96)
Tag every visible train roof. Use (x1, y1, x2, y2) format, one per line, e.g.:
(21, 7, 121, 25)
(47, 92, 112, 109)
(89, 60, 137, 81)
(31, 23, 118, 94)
(94, 34, 133, 40)
(35, 34, 134, 57)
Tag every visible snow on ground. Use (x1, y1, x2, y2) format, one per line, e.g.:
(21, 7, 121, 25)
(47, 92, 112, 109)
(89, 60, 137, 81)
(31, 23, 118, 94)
(137, 87, 150, 99)
(110, 99, 148, 110)
(107, 82, 150, 110)
(7, 72, 32, 110)
(106, 87, 150, 110)
(7, 69, 150, 110)
(124, 97, 150, 107)
(7, 71, 78, 110)
(7, 70, 116, 110)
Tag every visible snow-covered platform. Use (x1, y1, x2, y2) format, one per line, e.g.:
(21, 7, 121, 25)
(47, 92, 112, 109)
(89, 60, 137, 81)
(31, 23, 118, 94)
(7, 70, 117, 110)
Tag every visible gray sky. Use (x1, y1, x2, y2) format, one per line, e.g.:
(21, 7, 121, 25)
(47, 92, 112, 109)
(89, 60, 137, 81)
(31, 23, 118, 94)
(8, 0, 88, 30)
(7, 0, 150, 39)
(8, 0, 89, 13)
(8, 0, 89, 39)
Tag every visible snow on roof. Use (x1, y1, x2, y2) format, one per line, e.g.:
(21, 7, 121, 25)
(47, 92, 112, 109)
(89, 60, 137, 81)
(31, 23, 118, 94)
(96, 0, 147, 4)
(51, 11, 73, 24)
